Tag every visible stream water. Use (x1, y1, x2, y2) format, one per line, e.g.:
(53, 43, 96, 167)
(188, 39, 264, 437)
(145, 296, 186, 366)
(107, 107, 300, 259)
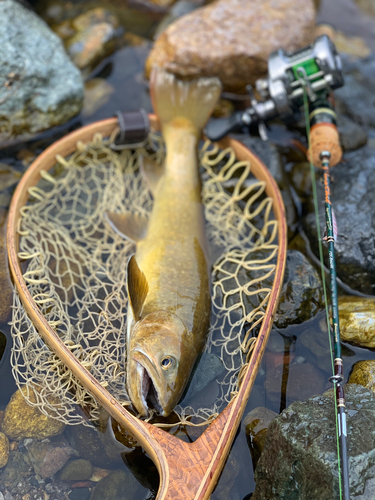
(1, 0, 375, 499)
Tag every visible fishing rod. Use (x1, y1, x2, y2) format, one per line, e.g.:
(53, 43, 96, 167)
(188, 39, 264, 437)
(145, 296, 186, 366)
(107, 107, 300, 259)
(205, 35, 351, 499)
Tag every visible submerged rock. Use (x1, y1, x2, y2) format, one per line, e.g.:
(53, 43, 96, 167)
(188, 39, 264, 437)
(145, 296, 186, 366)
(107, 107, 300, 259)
(303, 145, 375, 294)
(26, 437, 76, 479)
(264, 362, 326, 406)
(60, 458, 93, 481)
(145, 0, 316, 91)
(90, 469, 138, 500)
(2, 387, 65, 441)
(349, 361, 375, 393)
(0, 432, 9, 468)
(355, 0, 375, 17)
(83, 78, 115, 117)
(274, 250, 324, 329)
(253, 384, 375, 500)
(339, 297, 375, 348)
(0, 0, 83, 141)
(244, 406, 277, 470)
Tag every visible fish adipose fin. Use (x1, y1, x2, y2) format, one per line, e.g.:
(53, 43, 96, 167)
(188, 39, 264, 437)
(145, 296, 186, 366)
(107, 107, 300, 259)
(127, 255, 149, 320)
(150, 67, 222, 132)
(140, 156, 164, 196)
(105, 211, 148, 243)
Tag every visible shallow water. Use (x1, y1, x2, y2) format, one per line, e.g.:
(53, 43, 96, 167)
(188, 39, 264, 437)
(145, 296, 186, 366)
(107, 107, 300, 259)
(1, 0, 375, 499)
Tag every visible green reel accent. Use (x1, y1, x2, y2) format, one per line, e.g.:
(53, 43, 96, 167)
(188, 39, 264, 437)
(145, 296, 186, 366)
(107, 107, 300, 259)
(292, 58, 320, 81)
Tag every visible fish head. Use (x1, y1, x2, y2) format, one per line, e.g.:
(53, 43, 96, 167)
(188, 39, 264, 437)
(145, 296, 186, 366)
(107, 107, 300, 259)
(126, 311, 197, 417)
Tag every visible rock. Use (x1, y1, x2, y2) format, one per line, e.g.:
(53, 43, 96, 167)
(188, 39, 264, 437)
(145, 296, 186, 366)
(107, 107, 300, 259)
(82, 78, 115, 117)
(212, 99, 235, 119)
(182, 353, 226, 405)
(253, 384, 375, 500)
(26, 437, 76, 479)
(349, 361, 375, 393)
(59, 458, 93, 481)
(2, 387, 65, 441)
(0, 451, 33, 488)
(69, 488, 90, 500)
(315, 24, 371, 59)
(355, 0, 375, 17)
(145, 0, 316, 92)
(71, 8, 120, 32)
(339, 297, 375, 348)
(90, 466, 112, 482)
(0, 164, 22, 191)
(303, 145, 375, 294)
(0, 432, 9, 468)
(154, 0, 206, 39)
(288, 161, 312, 201)
(299, 316, 332, 371)
(335, 74, 375, 129)
(337, 114, 368, 151)
(243, 406, 277, 470)
(66, 23, 121, 74)
(0, 0, 83, 142)
(264, 362, 326, 406)
(89, 469, 138, 500)
(67, 424, 124, 469)
(274, 250, 324, 329)
(0, 224, 13, 323)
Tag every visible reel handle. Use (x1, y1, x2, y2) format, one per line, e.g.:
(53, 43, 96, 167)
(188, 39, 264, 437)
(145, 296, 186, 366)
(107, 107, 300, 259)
(205, 112, 246, 142)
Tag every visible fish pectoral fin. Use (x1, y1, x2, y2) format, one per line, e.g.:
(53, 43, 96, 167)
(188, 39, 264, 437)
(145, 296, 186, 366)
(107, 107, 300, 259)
(105, 211, 149, 243)
(127, 255, 149, 320)
(140, 155, 164, 196)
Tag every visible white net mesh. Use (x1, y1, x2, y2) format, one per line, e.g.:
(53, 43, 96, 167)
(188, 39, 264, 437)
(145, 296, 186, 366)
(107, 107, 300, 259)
(10, 132, 278, 427)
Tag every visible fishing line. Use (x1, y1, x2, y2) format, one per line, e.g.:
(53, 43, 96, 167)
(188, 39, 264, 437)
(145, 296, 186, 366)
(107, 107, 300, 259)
(301, 87, 343, 500)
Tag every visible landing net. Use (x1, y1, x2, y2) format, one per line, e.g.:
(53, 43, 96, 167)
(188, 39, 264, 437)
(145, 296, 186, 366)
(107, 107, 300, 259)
(11, 132, 278, 427)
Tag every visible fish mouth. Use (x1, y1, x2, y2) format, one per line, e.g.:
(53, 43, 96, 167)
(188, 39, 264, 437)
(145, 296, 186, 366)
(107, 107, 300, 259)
(131, 350, 164, 416)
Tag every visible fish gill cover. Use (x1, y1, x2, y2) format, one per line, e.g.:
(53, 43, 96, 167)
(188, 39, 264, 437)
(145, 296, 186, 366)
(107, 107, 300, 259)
(10, 131, 278, 428)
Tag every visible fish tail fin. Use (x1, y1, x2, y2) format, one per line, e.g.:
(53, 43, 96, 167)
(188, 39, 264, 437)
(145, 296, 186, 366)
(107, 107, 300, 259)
(150, 67, 221, 133)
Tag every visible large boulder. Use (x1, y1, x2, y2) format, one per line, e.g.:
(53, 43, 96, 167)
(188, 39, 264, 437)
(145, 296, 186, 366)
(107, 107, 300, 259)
(0, 0, 83, 142)
(339, 297, 375, 348)
(145, 0, 316, 91)
(253, 384, 375, 500)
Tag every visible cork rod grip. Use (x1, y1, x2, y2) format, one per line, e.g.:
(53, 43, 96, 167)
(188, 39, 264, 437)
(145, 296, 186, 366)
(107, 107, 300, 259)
(308, 123, 342, 168)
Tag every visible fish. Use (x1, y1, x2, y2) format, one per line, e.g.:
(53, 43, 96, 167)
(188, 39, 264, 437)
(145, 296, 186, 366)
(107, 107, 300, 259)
(106, 68, 222, 417)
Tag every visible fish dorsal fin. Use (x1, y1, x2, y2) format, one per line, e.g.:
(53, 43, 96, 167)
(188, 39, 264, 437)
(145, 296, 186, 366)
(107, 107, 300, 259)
(141, 155, 164, 196)
(127, 255, 149, 320)
(105, 212, 148, 243)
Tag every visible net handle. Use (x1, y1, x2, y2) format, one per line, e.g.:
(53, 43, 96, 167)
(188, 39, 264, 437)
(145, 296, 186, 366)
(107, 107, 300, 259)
(7, 116, 287, 500)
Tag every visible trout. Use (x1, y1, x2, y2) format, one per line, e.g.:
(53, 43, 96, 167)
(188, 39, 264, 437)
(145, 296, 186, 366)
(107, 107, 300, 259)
(106, 68, 221, 417)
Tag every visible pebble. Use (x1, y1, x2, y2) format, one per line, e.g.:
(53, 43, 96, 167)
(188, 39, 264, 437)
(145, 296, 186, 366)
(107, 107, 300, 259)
(243, 406, 278, 469)
(0, 431, 10, 468)
(349, 360, 375, 392)
(59, 459, 92, 481)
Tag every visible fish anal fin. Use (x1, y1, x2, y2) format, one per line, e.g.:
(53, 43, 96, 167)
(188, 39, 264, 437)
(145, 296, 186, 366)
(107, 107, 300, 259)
(141, 155, 164, 196)
(105, 212, 148, 243)
(127, 255, 149, 320)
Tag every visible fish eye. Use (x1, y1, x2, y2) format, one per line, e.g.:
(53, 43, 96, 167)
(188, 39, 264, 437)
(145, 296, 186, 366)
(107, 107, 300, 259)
(161, 357, 174, 370)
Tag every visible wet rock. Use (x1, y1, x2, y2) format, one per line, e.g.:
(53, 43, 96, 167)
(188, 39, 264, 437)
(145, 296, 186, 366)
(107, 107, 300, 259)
(335, 74, 375, 129)
(244, 407, 277, 470)
(288, 161, 312, 201)
(299, 317, 332, 371)
(355, 0, 375, 17)
(69, 488, 90, 500)
(154, 0, 206, 39)
(339, 297, 375, 348)
(83, 78, 115, 117)
(71, 8, 120, 32)
(145, 0, 316, 92)
(337, 114, 368, 151)
(66, 23, 121, 74)
(89, 469, 138, 500)
(0, 432, 9, 468)
(349, 361, 375, 393)
(67, 424, 124, 469)
(303, 145, 375, 294)
(90, 466, 112, 482)
(0, 221, 13, 322)
(264, 362, 326, 406)
(0, 451, 33, 488)
(274, 250, 324, 329)
(182, 352, 225, 405)
(253, 384, 375, 500)
(26, 437, 77, 479)
(60, 458, 93, 481)
(2, 387, 65, 441)
(0, 0, 83, 141)
(212, 99, 235, 119)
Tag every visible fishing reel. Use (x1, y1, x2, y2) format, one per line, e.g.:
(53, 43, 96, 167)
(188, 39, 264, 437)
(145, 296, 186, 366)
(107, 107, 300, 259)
(205, 35, 344, 147)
